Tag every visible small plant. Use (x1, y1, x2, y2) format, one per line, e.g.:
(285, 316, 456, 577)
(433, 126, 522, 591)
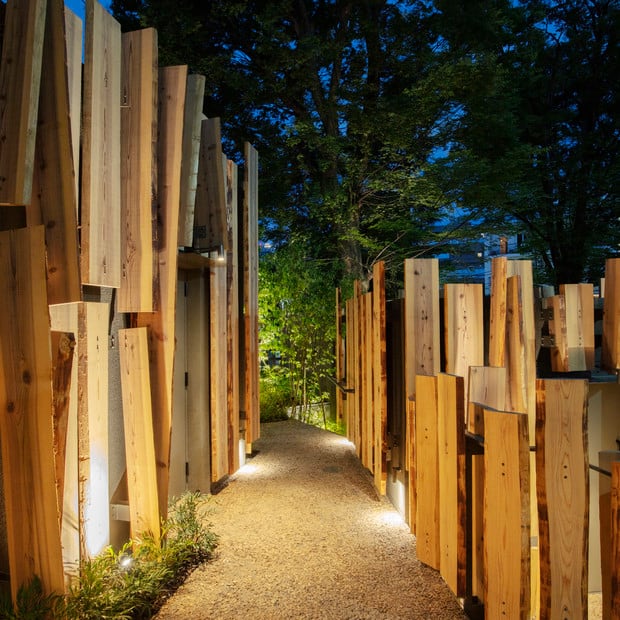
(0, 492, 217, 620)
(259, 366, 293, 422)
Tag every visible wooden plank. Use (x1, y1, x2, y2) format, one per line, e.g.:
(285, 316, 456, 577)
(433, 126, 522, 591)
(242, 142, 260, 445)
(64, 6, 82, 202)
(210, 263, 229, 482)
(545, 295, 569, 372)
(407, 398, 416, 534)
(135, 64, 187, 516)
(50, 302, 110, 561)
(335, 288, 344, 424)
(437, 373, 466, 596)
(0, 0, 46, 205)
(178, 74, 206, 247)
(404, 258, 440, 400)
(467, 365, 506, 435)
(602, 258, 620, 372)
(353, 281, 362, 456)
(226, 159, 240, 474)
(560, 283, 595, 371)
(364, 292, 374, 471)
(81, 0, 121, 288)
(536, 378, 589, 620)
(599, 452, 619, 620)
(415, 374, 440, 568)
(444, 283, 484, 409)
(31, 0, 81, 305)
(119, 328, 160, 541)
(612, 461, 620, 620)
(0, 226, 64, 600)
(372, 261, 387, 495)
(483, 407, 530, 620)
(488, 256, 508, 367)
(193, 117, 227, 251)
(119, 28, 158, 312)
(505, 275, 527, 414)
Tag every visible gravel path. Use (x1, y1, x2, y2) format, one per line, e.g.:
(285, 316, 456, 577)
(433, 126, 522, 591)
(155, 419, 467, 619)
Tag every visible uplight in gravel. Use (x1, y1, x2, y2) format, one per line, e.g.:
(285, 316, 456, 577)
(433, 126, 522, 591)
(376, 509, 405, 527)
(238, 463, 261, 475)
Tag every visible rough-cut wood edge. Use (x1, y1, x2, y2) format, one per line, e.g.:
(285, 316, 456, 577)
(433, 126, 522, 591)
(32, 0, 81, 304)
(535, 378, 589, 620)
(64, 6, 81, 203)
(51, 331, 75, 522)
(602, 258, 620, 372)
(136, 64, 187, 517)
(488, 256, 507, 367)
(118, 327, 160, 542)
(0, 0, 46, 205)
(119, 28, 158, 312)
(467, 365, 506, 435)
(0, 226, 65, 601)
(363, 292, 374, 472)
(81, 0, 121, 288)
(372, 261, 387, 495)
(178, 74, 206, 247)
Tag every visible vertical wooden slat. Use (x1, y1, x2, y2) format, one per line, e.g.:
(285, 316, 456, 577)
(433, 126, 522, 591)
(335, 288, 344, 424)
(467, 366, 506, 435)
(372, 261, 387, 495)
(31, 0, 81, 305)
(536, 379, 589, 620)
(242, 142, 260, 446)
(484, 407, 530, 620)
(0, 0, 46, 205)
(611, 461, 620, 620)
(415, 374, 440, 568)
(437, 373, 466, 596)
(178, 74, 206, 247)
(119, 28, 158, 312)
(226, 160, 240, 474)
(345, 298, 353, 442)
(0, 226, 64, 600)
(210, 262, 229, 482)
(81, 0, 121, 288)
(364, 292, 374, 470)
(545, 295, 568, 371)
(602, 258, 620, 372)
(353, 280, 362, 456)
(119, 327, 160, 541)
(64, 6, 82, 202)
(136, 64, 187, 516)
(560, 283, 595, 371)
(488, 256, 508, 367)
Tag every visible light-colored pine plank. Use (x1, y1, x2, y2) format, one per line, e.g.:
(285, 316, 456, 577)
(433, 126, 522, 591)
(193, 118, 227, 251)
(345, 297, 354, 443)
(353, 281, 362, 456)
(243, 142, 260, 445)
(226, 159, 240, 474)
(119, 28, 158, 312)
(372, 261, 387, 495)
(210, 262, 229, 482)
(64, 7, 81, 202)
(483, 407, 530, 620)
(437, 373, 466, 596)
(467, 365, 506, 435)
(544, 295, 569, 372)
(404, 258, 440, 399)
(611, 461, 620, 620)
(335, 288, 344, 424)
(407, 398, 416, 534)
(536, 378, 589, 620)
(0, 0, 46, 205)
(178, 74, 206, 247)
(489, 256, 508, 367)
(81, 0, 121, 288)
(505, 275, 527, 414)
(118, 327, 160, 541)
(415, 374, 440, 568)
(560, 283, 595, 371)
(364, 292, 374, 471)
(136, 64, 187, 516)
(0, 226, 64, 600)
(602, 259, 620, 372)
(31, 0, 81, 305)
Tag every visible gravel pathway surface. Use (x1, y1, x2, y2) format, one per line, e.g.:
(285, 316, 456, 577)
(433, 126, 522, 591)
(155, 419, 468, 619)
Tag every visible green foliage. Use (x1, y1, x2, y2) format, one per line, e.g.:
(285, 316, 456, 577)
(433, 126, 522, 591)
(259, 367, 292, 422)
(0, 493, 217, 620)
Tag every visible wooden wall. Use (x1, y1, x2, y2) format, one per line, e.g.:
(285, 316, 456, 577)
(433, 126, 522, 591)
(341, 256, 620, 618)
(0, 0, 259, 603)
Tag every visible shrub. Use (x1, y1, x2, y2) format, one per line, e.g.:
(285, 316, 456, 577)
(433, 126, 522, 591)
(259, 367, 292, 422)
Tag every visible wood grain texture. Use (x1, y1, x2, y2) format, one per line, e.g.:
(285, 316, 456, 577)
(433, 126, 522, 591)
(545, 295, 569, 372)
(437, 373, 466, 596)
(488, 256, 508, 367)
(362, 292, 374, 470)
(415, 374, 440, 569)
(136, 64, 187, 516)
(536, 378, 589, 620)
(467, 365, 506, 435)
(31, 0, 81, 305)
(210, 263, 229, 483)
(335, 288, 344, 424)
(483, 407, 530, 620)
(242, 142, 260, 445)
(505, 275, 527, 414)
(81, 0, 121, 288)
(119, 28, 158, 312)
(602, 258, 620, 371)
(407, 398, 416, 535)
(178, 74, 206, 247)
(353, 281, 362, 457)
(612, 461, 620, 620)
(0, 0, 46, 205)
(404, 258, 440, 401)
(560, 283, 595, 371)
(119, 327, 160, 541)
(0, 226, 64, 601)
(372, 261, 387, 495)
(64, 6, 81, 202)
